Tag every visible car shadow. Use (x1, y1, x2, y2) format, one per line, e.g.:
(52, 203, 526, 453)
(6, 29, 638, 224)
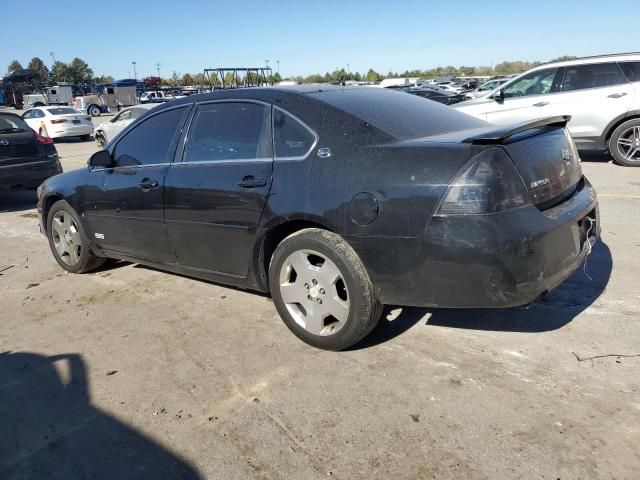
(53, 136, 94, 144)
(0, 351, 202, 480)
(580, 151, 613, 164)
(351, 240, 612, 349)
(0, 190, 38, 213)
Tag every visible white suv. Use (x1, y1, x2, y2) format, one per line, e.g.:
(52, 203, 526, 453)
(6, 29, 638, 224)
(454, 53, 640, 166)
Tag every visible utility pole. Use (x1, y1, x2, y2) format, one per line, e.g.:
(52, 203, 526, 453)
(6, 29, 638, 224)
(49, 51, 56, 65)
(156, 63, 161, 79)
(276, 60, 280, 74)
(132, 61, 137, 81)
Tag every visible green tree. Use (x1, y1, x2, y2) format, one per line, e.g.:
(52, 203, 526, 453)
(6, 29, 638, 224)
(28, 57, 49, 83)
(181, 73, 194, 86)
(67, 57, 93, 83)
(550, 55, 577, 62)
(50, 61, 70, 83)
(366, 68, 381, 82)
(7, 59, 22, 73)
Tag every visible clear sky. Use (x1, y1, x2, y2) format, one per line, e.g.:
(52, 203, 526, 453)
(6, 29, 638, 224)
(1, 0, 635, 79)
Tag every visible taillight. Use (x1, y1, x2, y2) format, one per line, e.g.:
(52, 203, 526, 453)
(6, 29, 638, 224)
(436, 148, 531, 215)
(35, 132, 53, 144)
(50, 119, 67, 124)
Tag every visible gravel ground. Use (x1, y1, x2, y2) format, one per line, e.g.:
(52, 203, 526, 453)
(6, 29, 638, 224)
(1, 113, 639, 479)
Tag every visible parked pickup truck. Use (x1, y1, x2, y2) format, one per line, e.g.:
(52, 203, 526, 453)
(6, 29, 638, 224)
(139, 91, 177, 103)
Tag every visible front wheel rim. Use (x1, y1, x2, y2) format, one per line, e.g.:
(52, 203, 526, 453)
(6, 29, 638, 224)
(51, 211, 82, 266)
(279, 249, 350, 336)
(616, 126, 640, 163)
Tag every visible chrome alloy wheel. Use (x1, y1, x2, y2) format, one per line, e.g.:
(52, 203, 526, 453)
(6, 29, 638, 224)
(616, 125, 640, 163)
(51, 211, 82, 266)
(278, 249, 350, 336)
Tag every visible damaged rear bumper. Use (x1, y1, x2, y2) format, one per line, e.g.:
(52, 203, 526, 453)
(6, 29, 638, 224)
(358, 177, 600, 308)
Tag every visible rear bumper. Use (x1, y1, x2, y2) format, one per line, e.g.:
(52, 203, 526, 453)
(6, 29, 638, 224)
(0, 158, 62, 193)
(51, 125, 94, 138)
(354, 178, 599, 308)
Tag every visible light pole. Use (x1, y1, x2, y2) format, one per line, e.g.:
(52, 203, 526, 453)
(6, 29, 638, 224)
(276, 60, 280, 74)
(49, 51, 55, 65)
(132, 61, 137, 81)
(156, 63, 161, 79)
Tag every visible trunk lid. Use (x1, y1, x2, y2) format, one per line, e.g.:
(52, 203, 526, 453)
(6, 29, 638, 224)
(0, 131, 44, 166)
(462, 116, 582, 207)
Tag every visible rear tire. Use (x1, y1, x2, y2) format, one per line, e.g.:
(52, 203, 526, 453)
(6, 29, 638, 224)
(46, 200, 106, 274)
(269, 228, 382, 350)
(88, 105, 101, 117)
(608, 118, 640, 167)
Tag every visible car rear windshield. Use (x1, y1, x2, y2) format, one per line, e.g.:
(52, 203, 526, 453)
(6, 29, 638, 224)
(47, 107, 79, 115)
(309, 88, 487, 140)
(0, 114, 30, 133)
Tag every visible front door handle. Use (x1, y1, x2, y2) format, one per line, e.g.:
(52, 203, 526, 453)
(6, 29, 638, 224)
(138, 178, 159, 190)
(238, 176, 267, 188)
(608, 92, 628, 99)
(533, 101, 549, 107)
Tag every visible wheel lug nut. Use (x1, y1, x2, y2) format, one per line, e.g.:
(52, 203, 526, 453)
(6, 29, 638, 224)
(307, 295, 312, 301)
(317, 299, 322, 304)
(320, 288, 325, 295)
(304, 283, 309, 289)
(312, 279, 317, 285)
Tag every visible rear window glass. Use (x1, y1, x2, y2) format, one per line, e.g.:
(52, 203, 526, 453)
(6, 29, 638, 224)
(47, 107, 79, 115)
(619, 62, 640, 83)
(559, 63, 625, 91)
(309, 88, 486, 140)
(0, 114, 30, 133)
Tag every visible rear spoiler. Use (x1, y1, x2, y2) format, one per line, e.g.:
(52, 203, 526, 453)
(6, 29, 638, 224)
(462, 115, 571, 145)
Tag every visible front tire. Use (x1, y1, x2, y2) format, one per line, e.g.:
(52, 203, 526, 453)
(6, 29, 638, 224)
(46, 200, 106, 273)
(269, 228, 382, 350)
(88, 105, 101, 117)
(608, 119, 640, 167)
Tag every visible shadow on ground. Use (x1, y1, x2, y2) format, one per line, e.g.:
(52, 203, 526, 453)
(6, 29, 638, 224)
(353, 240, 612, 349)
(0, 191, 38, 213)
(0, 351, 201, 480)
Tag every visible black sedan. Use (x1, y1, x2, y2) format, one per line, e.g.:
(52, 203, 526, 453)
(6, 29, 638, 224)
(1, 112, 61, 194)
(37, 86, 599, 350)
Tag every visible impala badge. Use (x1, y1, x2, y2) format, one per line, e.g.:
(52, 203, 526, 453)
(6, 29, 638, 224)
(530, 178, 550, 189)
(94, 233, 105, 239)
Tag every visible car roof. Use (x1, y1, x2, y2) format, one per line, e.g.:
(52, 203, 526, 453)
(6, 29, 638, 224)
(533, 52, 640, 70)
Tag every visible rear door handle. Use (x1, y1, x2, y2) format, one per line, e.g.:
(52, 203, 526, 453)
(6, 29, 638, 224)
(608, 93, 628, 98)
(532, 101, 549, 107)
(238, 176, 267, 188)
(138, 178, 159, 190)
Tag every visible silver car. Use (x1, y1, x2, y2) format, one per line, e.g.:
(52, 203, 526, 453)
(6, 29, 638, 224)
(454, 53, 640, 166)
(94, 104, 158, 147)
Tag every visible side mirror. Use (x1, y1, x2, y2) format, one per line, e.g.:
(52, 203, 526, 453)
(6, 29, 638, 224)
(491, 88, 505, 102)
(88, 150, 114, 168)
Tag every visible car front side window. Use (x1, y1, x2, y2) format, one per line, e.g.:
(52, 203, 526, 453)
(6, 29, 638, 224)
(503, 68, 558, 98)
(113, 107, 187, 167)
(183, 102, 271, 163)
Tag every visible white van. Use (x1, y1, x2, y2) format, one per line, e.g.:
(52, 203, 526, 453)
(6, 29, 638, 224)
(454, 53, 640, 166)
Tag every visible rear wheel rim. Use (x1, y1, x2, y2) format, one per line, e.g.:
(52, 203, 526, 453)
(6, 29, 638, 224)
(51, 211, 82, 266)
(616, 126, 640, 163)
(279, 249, 350, 336)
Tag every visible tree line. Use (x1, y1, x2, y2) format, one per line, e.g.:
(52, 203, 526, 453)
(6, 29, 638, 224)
(6, 55, 576, 87)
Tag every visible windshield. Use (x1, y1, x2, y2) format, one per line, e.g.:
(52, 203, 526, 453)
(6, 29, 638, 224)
(311, 87, 487, 140)
(47, 107, 80, 115)
(0, 114, 30, 133)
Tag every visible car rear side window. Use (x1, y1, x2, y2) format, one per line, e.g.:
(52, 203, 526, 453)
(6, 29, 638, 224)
(274, 108, 316, 158)
(619, 62, 640, 83)
(113, 107, 187, 167)
(183, 102, 271, 163)
(559, 63, 625, 92)
(0, 114, 30, 133)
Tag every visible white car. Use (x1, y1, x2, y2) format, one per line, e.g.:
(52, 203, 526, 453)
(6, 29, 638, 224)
(465, 78, 509, 99)
(454, 53, 640, 166)
(438, 83, 464, 94)
(94, 104, 158, 147)
(21, 106, 94, 141)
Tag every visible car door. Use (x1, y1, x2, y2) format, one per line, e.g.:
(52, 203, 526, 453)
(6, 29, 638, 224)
(483, 68, 561, 125)
(84, 104, 191, 263)
(163, 101, 273, 277)
(22, 109, 43, 133)
(545, 62, 633, 141)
